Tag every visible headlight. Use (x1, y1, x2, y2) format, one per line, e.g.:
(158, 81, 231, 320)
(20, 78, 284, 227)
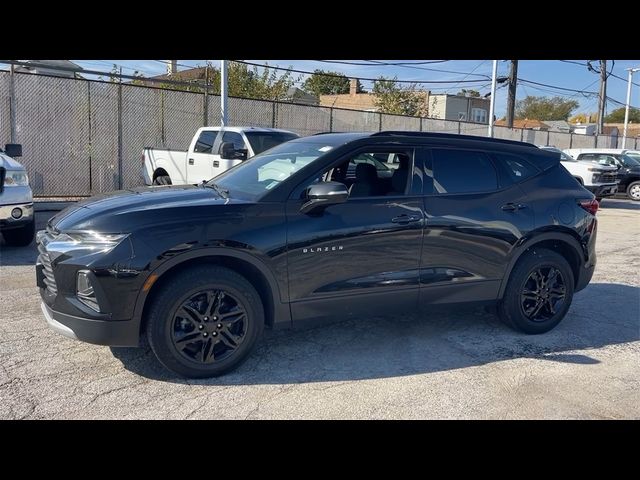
(47, 231, 129, 254)
(3, 170, 29, 187)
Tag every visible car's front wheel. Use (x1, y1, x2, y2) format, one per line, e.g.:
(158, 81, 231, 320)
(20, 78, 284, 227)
(498, 248, 574, 334)
(146, 266, 264, 378)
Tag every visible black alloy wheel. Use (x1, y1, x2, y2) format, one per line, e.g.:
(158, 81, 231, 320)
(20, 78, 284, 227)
(171, 289, 247, 364)
(520, 266, 567, 322)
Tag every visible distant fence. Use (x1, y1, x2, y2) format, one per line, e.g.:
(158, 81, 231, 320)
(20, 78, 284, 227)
(0, 71, 636, 197)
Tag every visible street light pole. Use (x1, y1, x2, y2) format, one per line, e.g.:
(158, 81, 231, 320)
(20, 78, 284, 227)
(220, 60, 228, 127)
(622, 67, 639, 149)
(488, 60, 498, 137)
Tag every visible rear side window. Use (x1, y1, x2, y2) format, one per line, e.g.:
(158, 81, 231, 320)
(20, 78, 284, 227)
(492, 152, 538, 186)
(194, 131, 217, 153)
(432, 149, 497, 194)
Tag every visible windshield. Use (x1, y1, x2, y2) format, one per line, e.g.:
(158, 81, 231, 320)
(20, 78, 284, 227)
(209, 141, 333, 200)
(245, 131, 299, 155)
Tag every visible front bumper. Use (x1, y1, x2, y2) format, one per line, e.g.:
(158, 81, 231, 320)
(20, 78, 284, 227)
(586, 183, 618, 198)
(40, 300, 139, 346)
(0, 202, 33, 229)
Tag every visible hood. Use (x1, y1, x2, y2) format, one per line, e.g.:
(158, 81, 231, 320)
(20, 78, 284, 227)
(49, 185, 252, 233)
(575, 160, 617, 171)
(0, 152, 26, 170)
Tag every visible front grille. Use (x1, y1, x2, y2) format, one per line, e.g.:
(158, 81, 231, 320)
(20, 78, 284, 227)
(37, 235, 58, 295)
(593, 172, 617, 184)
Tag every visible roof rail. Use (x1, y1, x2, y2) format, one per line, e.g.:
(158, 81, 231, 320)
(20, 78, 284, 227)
(372, 130, 535, 147)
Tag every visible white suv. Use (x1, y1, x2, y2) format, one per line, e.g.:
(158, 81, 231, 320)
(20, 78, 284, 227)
(538, 146, 618, 201)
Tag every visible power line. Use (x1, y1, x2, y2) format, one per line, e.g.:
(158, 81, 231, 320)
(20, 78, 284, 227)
(319, 60, 450, 66)
(317, 59, 492, 79)
(231, 60, 492, 85)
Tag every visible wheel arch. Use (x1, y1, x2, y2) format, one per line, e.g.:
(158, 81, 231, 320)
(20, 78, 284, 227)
(153, 168, 170, 182)
(498, 231, 584, 298)
(133, 249, 291, 340)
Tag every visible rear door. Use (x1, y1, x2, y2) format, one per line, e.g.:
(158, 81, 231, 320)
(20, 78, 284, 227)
(187, 129, 220, 184)
(418, 147, 535, 305)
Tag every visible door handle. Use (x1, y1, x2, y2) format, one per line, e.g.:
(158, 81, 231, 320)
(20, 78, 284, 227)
(213, 160, 219, 167)
(501, 203, 527, 212)
(391, 214, 421, 224)
(188, 158, 194, 165)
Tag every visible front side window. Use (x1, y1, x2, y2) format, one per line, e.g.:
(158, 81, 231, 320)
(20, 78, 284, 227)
(431, 149, 498, 194)
(194, 131, 217, 154)
(311, 150, 412, 198)
(619, 154, 640, 167)
(221, 131, 247, 151)
(472, 108, 487, 123)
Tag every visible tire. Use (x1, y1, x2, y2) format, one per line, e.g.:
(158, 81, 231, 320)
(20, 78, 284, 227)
(146, 265, 264, 378)
(627, 181, 640, 201)
(153, 175, 172, 186)
(2, 219, 35, 247)
(498, 248, 574, 334)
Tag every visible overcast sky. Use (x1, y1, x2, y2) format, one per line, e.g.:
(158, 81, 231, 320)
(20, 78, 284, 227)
(72, 60, 640, 118)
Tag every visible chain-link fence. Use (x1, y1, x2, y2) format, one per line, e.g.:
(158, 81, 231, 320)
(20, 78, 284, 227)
(0, 70, 637, 197)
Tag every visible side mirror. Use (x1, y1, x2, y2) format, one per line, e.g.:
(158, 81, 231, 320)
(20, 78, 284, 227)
(4, 144, 22, 158)
(219, 142, 248, 161)
(300, 181, 349, 214)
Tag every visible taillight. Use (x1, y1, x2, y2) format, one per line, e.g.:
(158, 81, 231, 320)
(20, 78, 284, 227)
(578, 198, 599, 215)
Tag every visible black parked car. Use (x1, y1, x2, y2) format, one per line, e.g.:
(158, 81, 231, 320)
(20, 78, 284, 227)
(36, 132, 598, 378)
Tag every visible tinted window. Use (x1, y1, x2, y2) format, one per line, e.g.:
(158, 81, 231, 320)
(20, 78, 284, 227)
(194, 131, 217, 153)
(245, 132, 299, 155)
(432, 149, 497, 194)
(221, 131, 246, 151)
(492, 153, 537, 184)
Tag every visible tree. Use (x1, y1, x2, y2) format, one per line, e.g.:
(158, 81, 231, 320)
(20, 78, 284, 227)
(153, 61, 298, 101)
(569, 113, 594, 124)
(302, 70, 363, 97)
(604, 107, 640, 123)
(457, 89, 481, 97)
(372, 77, 426, 116)
(515, 96, 579, 121)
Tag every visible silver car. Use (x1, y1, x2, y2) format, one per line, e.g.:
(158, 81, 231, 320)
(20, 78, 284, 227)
(1, 144, 34, 246)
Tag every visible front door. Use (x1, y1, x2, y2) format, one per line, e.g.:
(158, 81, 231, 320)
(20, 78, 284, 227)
(285, 147, 425, 323)
(187, 129, 219, 184)
(418, 147, 535, 305)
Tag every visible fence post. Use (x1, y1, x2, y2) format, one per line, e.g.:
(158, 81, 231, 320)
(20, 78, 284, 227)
(419, 117, 423, 132)
(378, 113, 382, 132)
(160, 89, 165, 147)
(520, 128, 524, 142)
(594, 134, 598, 148)
(272, 102, 277, 128)
(569, 133, 573, 149)
(117, 81, 123, 190)
(87, 82, 93, 193)
(329, 107, 333, 132)
(8, 64, 16, 143)
(546, 130, 550, 146)
(457, 121, 461, 135)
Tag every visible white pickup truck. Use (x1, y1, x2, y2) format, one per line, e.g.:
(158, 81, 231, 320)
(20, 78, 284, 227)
(538, 146, 618, 201)
(1, 143, 35, 246)
(142, 126, 299, 186)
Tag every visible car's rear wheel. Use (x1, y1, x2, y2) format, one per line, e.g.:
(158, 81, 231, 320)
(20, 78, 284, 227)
(498, 248, 574, 334)
(627, 181, 640, 201)
(153, 175, 172, 185)
(146, 266, 264, 378)
(2, 218, 35, 247)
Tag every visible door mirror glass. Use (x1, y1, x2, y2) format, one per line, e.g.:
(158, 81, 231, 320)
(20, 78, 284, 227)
(300, 181, 349, 214)
(220, 142, 247, 160)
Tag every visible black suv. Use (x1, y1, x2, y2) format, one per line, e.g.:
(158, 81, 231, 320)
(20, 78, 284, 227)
(36, 132, 598, 378)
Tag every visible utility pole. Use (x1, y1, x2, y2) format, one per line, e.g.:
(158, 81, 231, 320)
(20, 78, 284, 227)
(597, 60, 607, 135)
(506, 60, 518, 128)
(220, 60, 228, 127)
(488, 60, 498, 137)
(167, 60, 178, 76)
(622, 67, 640, 149)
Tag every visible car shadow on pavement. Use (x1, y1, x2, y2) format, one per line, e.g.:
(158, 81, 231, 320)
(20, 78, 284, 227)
(0, 241, 38, 266)
(600, 199, 640, 210)
(111, 282, 640, 385)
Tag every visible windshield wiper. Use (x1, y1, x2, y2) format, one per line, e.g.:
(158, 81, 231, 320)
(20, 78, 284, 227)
(202, 182, 229, 199)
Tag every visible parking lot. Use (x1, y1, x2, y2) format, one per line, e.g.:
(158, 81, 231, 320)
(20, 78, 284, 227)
(0, 199, 638, 419)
